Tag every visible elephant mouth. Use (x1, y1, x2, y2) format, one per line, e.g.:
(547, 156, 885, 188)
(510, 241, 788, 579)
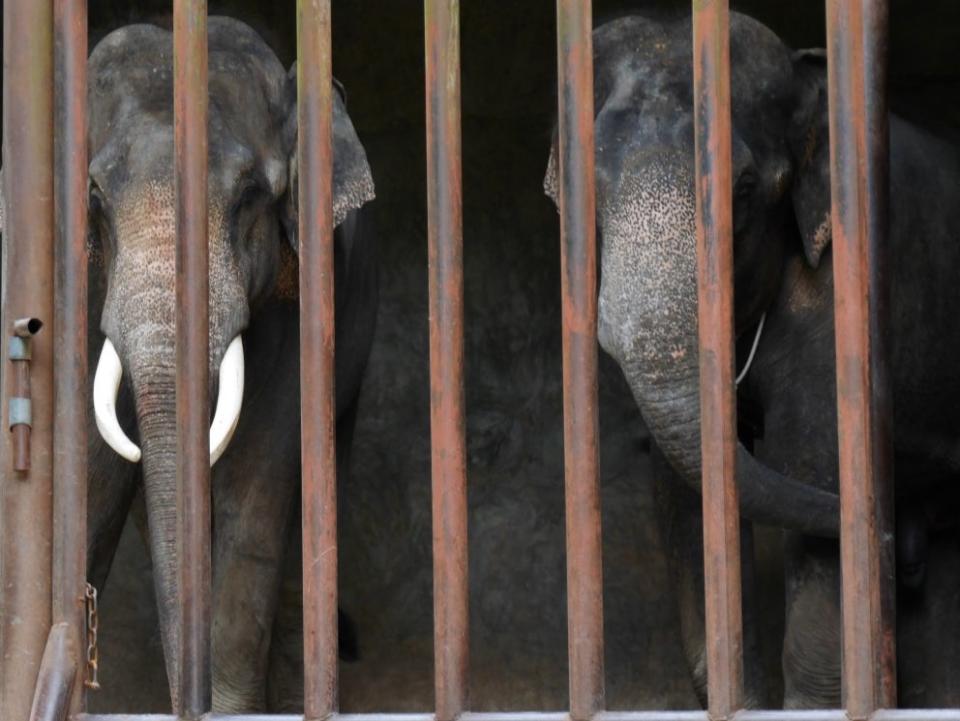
(92, 334, 246, 466)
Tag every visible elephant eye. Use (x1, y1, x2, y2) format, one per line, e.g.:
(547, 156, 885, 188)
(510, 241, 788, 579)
(235, 180, 264, 211)
(88, 183, 114, 257)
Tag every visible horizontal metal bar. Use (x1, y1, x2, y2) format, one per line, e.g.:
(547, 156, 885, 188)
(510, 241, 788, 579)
(75, 709, 960, 721)
(71, 708, 960, 721)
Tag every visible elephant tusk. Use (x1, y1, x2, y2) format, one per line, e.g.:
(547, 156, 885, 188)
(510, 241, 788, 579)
(93, 338, 142, 463)
(209, 335, 244, 466)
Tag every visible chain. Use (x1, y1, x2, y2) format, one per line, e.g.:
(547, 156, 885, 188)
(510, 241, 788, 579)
(84, 582, 101, 691)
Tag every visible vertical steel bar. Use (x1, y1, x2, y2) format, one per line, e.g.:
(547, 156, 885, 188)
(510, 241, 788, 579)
(424, 2, 469, 719)
(297, 1, 339, 718)
(555, 1, 604, 718)
(0, 0, 56, 718)
(825, 1, 895, 718)
(53, 0, 89, 712)
(174, 0, 211, 717)
(691, 1, 744, 718)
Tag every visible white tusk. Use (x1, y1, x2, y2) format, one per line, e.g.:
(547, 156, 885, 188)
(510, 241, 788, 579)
(93, 339, 142, 463)
(209, 335, 244, 466)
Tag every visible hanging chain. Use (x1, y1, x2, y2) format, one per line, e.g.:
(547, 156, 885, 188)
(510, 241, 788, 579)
(84, 582, 101, 691)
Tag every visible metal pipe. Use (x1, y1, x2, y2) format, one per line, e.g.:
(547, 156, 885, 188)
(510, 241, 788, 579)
(28, 623, 78, 721)
(691, 0, 744, 718)
(0, 0, 56, 716)
(173, 0, 211, 717)
(824, 1, 895, 718)
(297, 2, 338, 719)
(72, 712, 960, 721)
(52, 0, 89, 713)
(555, 1, 604, 718)
(424, 2, 469, 720)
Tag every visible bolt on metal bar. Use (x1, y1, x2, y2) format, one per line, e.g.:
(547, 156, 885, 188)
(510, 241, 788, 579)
(424, 1, 469, 719)
(173, 0, 212, 717)
(555, 1, 604, 718)
(297, 1, 339, 718)
(824, 1, 896, 718)
(52, 0, 89, 713)
(0, 0, 56, 718)
(691, 0, 744, 718)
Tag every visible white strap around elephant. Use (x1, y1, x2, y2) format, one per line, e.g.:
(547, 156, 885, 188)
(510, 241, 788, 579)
(735, 313, 766, 387)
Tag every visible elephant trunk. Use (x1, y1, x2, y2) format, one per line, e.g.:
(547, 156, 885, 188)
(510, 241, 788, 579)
(635, 365, 840, 537)
(597, 155, 839, 537)
(128, 343, 183, 710)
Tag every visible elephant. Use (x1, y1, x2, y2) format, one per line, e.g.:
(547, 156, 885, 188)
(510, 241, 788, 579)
(544, 12, 960, 710)
(82, 17, 377, 712)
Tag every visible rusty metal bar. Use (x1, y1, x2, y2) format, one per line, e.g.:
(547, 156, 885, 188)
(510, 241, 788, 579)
(0, 0, 56, 717)
(824, 1, 895, 718)
(424, 1, 469, 720)
(173, 0, 211, 717)
(85, 710, 960, 721)
(73, 711, 960, 721)
(28, 623, 78, 721)
(52, 0, 89, 713)
(555, 1, 604, 719)
(297, 1, 339, 719)
(691, 1, 743, 718)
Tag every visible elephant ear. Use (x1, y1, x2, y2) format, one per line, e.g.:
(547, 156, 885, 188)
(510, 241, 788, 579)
(282, 65, 376, 259)
(789, 48, 832, 269)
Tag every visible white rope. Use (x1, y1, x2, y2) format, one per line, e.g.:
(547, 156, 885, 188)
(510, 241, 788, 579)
(735, 312, 766, 387)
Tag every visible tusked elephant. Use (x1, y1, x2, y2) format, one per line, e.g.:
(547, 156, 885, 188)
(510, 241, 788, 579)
(82, 17, 377, 712)
(545, 12, 960, 710)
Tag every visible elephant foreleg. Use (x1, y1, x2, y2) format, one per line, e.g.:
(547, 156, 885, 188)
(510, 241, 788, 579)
(651, 444, 767, 709)
(781, 532, 841, 709)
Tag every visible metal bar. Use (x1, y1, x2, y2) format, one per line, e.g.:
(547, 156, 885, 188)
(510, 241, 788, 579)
(824, 1, 895, 718)
(173, 0, 211, 717)
(0, 0, 56, 717)
(28, 624, 78, 721)
(691, 1, 743, 718)
(85, 710, 960, 721)
(555, 1, 603, 719)
(297, 1, 339, 719)
(424, 2, 469, 720)
(53, 0, 89, 713)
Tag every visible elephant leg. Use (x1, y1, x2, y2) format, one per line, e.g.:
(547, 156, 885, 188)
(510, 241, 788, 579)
(651, 444, 766, 709)
(266, 401, 362, 712)
(781, 532, 841, 709)
(209, 441, 299, 712)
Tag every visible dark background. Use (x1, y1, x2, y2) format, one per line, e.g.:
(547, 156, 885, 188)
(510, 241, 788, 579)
(3, 0, 958, 713)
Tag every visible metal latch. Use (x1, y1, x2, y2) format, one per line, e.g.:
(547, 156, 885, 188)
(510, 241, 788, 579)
(8, 317, 42, 473)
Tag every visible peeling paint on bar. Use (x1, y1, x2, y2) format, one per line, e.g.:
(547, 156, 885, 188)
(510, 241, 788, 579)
(691, 0, 744, 717)
(824, 1, 896, 717)
(555, 1, 604, 719)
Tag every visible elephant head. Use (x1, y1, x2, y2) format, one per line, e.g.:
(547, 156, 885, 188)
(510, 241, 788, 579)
(544, 13, 839, 536)
(87, 17, 373, 706)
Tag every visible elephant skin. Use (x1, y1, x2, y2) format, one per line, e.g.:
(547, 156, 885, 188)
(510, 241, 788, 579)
(83, 17, 377, 712)
(545, 11, 960, 709)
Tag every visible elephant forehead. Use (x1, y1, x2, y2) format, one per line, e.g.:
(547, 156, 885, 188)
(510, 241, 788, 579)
(597, 161, 699, 365)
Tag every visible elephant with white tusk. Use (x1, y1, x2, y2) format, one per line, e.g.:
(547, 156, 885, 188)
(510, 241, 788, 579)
(83, 17, 378, 712)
